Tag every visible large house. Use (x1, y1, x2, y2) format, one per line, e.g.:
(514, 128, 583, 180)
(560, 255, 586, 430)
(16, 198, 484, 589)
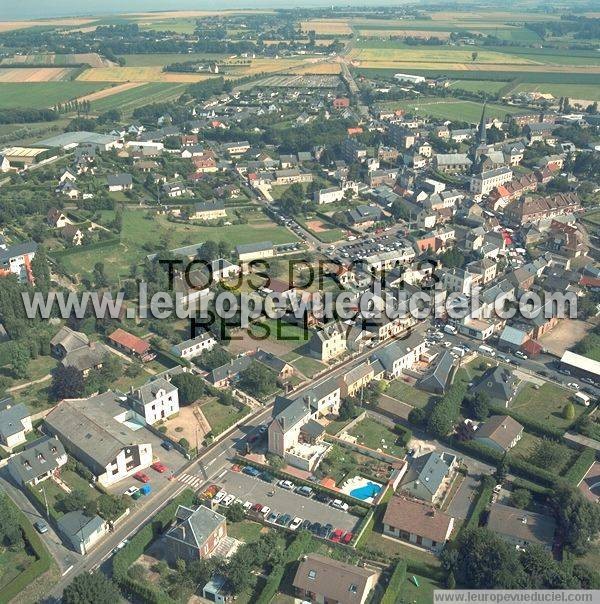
(309, 322, 347, 362)
(171, 332, 217, 360)
(44, 392, 153, 486)
(370, 333, 427, 379)
(0, 241, 38, 283)
(293, 553, 378, 604)
(471, 366, 519, 406)
(400, 451, 456, 503)
(186, 201, 227, 221)
(8, 437, 68, 486)
(164, 505, 227, 563)
(486, 503, 556, 551)
(0, 398, 32, 450)
(383, 496, 454, 554)
(128, 376, 180, 425)
(470, 167, 513, 196)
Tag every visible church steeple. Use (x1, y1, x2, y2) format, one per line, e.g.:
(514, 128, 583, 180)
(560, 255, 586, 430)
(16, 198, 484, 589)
(478, 99, 487, 146)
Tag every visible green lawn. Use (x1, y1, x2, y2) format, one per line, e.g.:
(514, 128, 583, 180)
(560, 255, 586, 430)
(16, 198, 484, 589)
(119, 53, 227, 66)
(385, 379, 432, 408)
(290, 355, 326, 378)
(510, 382, 582, 431)
(226, 520, 265, 544)
(400, 573, 443, 604)
(0, 82, 109, 109)
(513, 82, 600, 102)
(91, 82, 188, 113)
(0, 355, 57, 390)
(0, 547, 36, 591)
(448, 79, 507, 94)
(348, 417, 405, 457)
(201, 398, 250, 436)
(510, 431, 575, 473)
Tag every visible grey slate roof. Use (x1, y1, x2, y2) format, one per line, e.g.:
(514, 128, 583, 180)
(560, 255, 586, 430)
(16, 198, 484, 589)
(403, 451, 455, 497)
(107, 173, 133, 187)
(0, 241, 38, 264)
(418, 350, 455, 394)
(236, 241, 273, 256)
(0, 399, 30, 440)
(166, 505, 225, 549)
(371, 333, 424, 371)
(131, 376, 177, 406)
(7, 437, 65, 484)
(58, 511, 106, 550)
(209, 355, 253, 384)
(62, 343, 108, 372)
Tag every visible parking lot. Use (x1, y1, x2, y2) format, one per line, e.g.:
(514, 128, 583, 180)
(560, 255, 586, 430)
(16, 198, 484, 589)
(335, 232, 410, 263)
(215, 469, 360, 532)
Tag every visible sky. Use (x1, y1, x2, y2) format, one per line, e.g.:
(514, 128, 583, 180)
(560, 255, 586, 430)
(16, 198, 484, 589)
(0, 0, 406, 20)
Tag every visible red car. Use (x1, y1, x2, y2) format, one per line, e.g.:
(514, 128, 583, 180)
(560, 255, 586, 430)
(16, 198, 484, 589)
(330, 529, 344, 543)
(342, 532, 353, 545)
(251, 503, 263, 513)
(151, 462, 168, 473)
(134, 471, 150, 483)
(231, 464, 241, 472)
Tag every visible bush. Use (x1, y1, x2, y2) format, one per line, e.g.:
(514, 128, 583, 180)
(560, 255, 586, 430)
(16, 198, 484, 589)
(465, 475, 495, 530)
(381, 560, 407, 604)
(510, 488, 532, 509)
(564, 447, 597, 486)
(394, 424, 412, 447)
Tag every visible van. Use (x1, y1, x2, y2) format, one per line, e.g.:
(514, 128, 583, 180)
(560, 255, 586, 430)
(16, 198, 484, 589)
(574, 391, 591, 407)
(443, 325, 457, 335)
(451, 346, 465, 358)
(478, 344, 496, 357)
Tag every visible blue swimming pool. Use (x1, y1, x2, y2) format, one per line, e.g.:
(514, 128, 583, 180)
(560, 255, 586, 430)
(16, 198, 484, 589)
(350, 481, 382, 501)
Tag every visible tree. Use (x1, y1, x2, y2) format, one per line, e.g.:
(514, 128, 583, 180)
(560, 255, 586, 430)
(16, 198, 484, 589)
(198, 241, 219, 263)
(51, 364, 85, 400)
(408, 407, 427, 427)
(529, 438, 569, 470)
(494, 458, 508, 483)
(171, 372, 205, 405)
(469, 391, 490, 420)
(57, 490, 92, 514)
(472, 51, 478, 62)
(10, 343, 29, 379)
(226, 502, 245, 522)
(63, 572, 122, 604)
(266, 452, 285, 470)
(0, 492, 23, 548)
(198, 346, 231, 370)
(563, 402, 575, 420)
(238, 361, 277, 398)
(93, 262, 108, 288)
(338, 397, 358, 421)
(96, 494, 128, 522)
(511, 488, 532, 509)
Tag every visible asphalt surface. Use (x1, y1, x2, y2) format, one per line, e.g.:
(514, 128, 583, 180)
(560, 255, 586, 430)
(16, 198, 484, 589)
(216, 470, 360, 532)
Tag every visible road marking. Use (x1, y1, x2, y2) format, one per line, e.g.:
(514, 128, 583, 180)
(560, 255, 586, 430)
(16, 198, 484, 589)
(61, 565, 73, 576)
(178, 473, 202, 487)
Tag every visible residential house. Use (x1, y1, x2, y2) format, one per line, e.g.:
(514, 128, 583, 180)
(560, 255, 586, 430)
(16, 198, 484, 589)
(108, 328, 155, 362)
(7, 437, 67, 486)
(309, 322, 347, 362)
(292, 553, 378, 604)
(58, 511, 109, 554)
(383, 496, 454, 554)
(106, 173, 133, 192)
(340, 362, 375, 398)
(187, 201, 227, 221)
(162, 182, 189, 198)
(473, 414, 523, 453)
(44, 391, 153, 486)
(60, 224, 84, 246)
(47, 209, 69, 229)
(370, 333, 427, 379)
(434, 153, 473, 174)
(171, 332, 217, 360)
(487, 503, 556, 551)
(61, 342, 110, 377)
(470, 167, 513, 196)
(0, 241, 38, 283)
(128, 376, 180, 425)
(472, 366, 519, 407)
(417, 350, 455, 395)
(504, 193, 581, 226)
(400, 451, 457, 503)
(0, 398, 32, 450)
(164, 505, 227, 563)
(51, 326, 90, 359)
(236, 241, 274, 265)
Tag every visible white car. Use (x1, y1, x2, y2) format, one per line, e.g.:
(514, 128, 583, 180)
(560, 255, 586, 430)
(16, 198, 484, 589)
(289, 516, 303, 531)
(243, 501, 253, 511)
(124, 486, 139, 497)
(442, 341, 452, 348)
(222, 494, 235, 507)
(514, 350, 528, 359)
(213, 490, 227, 504)
(330, 499, 349, 512)
(260, 506, 271, 517)
(567, 382, 580, 391)
(279, 480, 295, 490)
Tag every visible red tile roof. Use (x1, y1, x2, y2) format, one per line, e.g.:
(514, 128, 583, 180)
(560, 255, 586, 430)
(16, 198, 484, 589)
(109, 328, 150, 355)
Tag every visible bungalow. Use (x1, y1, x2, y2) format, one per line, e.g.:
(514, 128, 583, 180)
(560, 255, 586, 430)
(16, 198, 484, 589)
(108, 328, 155, 362)
(383, 496, 454, 554)
(162, 182, 189, 198)
(106, 173, 133, 192)
(487, 503, 556, 551)
(292, 553, 378, 604)
(51, 326, 90, 359)
(61, 342, 109, 377)
(473, 414, 523, 453)
(58, 511, 109, 555)
(0, 398, 32, 450)
(164, 505, 228, 563)
(8, 437, 68, 486)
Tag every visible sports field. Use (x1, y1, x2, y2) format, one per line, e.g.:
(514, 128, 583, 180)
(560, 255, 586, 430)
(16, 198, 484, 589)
(448, 80, 507, 94)
(90, 82, 188, 113)
(0, 82, 109, 108)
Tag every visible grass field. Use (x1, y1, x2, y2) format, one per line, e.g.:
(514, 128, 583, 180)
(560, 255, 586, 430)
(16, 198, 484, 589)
(448, 79, 508, 94)
(76, 66, 218, 83)
(0, 82, 108, 108)
(348, 417, 404, 457)
(380, 96, 523, 123)
(510, 382, 582, 431)
(201, 398, 250, 436)
(0, 67, 79, 82)
(385, 379, 432, 408)
(90, 82, 188, 113)
(511, 431, 575, 473)
(137, 17, 199, 34)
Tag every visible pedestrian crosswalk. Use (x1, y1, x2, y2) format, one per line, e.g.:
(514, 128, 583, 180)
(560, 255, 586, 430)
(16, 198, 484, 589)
(178, 473, 203, 489)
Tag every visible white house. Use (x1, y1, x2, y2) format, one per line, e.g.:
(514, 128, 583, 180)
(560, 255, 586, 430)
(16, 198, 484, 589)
(171, 332, 217, 360)
(129, 376, 180, 425)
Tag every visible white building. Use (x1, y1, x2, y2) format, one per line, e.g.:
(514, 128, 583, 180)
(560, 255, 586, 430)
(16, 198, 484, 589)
(470, 167, 513, 196)
(171, 332, 217, 360)
(129, 376, 180, 425)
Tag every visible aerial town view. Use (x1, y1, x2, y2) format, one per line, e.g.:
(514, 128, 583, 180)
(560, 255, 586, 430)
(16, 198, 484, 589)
(1, 1, 600, 603)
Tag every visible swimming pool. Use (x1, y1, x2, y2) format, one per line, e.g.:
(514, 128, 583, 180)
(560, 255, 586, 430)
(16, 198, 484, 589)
(340, 476, 383, 504)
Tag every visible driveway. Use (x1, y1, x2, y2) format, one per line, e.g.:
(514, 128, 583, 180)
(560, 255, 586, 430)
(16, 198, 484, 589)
(216, 470, 360, 532)
(446, 472, 480, 520)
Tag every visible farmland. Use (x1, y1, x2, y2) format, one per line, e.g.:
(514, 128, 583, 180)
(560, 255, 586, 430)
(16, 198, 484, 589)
(119, 53, 228, 67)
(0, 67, 78, 82)
(0, 81, 108, 108)
(89, 82, 188, 113)
(76, 66, 218, 83)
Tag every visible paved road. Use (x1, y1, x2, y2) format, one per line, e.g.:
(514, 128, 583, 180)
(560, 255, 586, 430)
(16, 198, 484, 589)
(216, 470, 360, 532)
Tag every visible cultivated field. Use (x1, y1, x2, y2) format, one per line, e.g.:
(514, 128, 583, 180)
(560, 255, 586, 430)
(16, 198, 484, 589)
(76, 66, 217, 83)
(119, 53, 227, 67)
(0, 18, 95, 32)
(300, 19, 353, 35)
(0, 82, 108, 108)
(0, 67, 76, 82)
(1, 52, 110, 67)
(90, 82, 188, 113)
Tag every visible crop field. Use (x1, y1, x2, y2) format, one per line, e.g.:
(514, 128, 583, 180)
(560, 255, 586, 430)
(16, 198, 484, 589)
(0, 18, 96, 32)
(0, 82, 108, 108)
(300, 19, 353, 35)
(1, 52, 109, 67)
(89, 82, 188, 113)
(137, 18, 199, 34)
(76, 66, 217, 83)
(0, 67, 78, 82)
(119, 53, 227, 66)
(383, 97, 525, 123)
(513, 83, 600, 102)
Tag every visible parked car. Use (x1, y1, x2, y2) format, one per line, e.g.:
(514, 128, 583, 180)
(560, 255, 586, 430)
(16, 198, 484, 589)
(243, 501, 253, 512)
(258, 424, 268, 434)
(161, 441, 174, 451)
(279, 480, 295, 490)
(34, 521, 48, 534)
(133, 472, 150, 483)
(276, 513, 292, 527)
(251, 503, 263, 514)
(259, 472, 274, 483)
(515, 350, 528, 359)
(222, 494, 235, 507)
(112, 539, 128, 553)
(330, 529, 344, 542)
(151, 462, 168, 473)
(214, 490, 227, 504)
(301, 519, 312, 531)
(330, 499, 349, 512)
(314, 492, 331, 504)
(296, 485, 313, 497)
(242, 466, 261, 477)
(320, 523, 333, 539)
(309, 522, 322, 535)
(567, 382, 580, 391)
(139, 484, 151, 496)
(342, 532, 353, 545)
(124, 486, 139, 497)
(289, 517, 303, 531)
(266, 511, 279, 524)
(261, 506, 271, 517)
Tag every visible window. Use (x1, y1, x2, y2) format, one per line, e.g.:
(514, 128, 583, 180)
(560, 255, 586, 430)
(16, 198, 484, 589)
(308, 570, 317, 580)
(349, 584, 357, 594)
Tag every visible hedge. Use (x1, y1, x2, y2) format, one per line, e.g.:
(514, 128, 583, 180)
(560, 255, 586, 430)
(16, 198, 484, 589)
(488, 403, 565, 441)
(112, 489, 195, 604)
(563, 447, 597, 486)
(465, 476, 495, 531)
(254, 531, 315, 604)
(354, 508, 376, 548)
(0, 500, 54, 604)
(50, 236, 120, 259)
(381, 559, 407, 604)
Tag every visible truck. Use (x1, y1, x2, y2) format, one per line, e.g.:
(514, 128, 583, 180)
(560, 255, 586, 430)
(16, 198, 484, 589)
(443, 324, 457, 335)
